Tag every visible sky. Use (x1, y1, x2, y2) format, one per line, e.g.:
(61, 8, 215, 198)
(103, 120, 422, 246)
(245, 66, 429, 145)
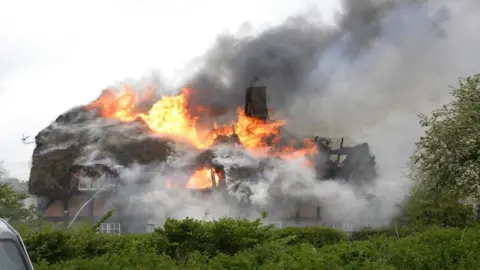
(0, 0, 340, 180)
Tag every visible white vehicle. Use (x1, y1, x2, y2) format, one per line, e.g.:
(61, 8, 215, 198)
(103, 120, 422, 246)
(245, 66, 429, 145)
(0, 218, 34, 270)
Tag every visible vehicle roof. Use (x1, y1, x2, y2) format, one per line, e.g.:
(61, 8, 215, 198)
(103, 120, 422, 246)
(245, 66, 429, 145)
(0, 218, 18, 241)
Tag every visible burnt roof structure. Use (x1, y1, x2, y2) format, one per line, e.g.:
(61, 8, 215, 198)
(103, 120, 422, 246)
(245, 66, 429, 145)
(28, 107, 173, 199)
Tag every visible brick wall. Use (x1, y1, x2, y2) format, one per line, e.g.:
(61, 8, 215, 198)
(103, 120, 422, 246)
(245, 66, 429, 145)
(43, 200, 64, 217)
(43, 192, 116, 220)
(68, 195, 90, 217)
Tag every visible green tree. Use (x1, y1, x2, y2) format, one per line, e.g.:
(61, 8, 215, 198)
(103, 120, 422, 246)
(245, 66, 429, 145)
(0, 183, 37, 223)
(405, 75, 480, 228)
(0, 161, 37, 224)
(412, 75, 480, 201)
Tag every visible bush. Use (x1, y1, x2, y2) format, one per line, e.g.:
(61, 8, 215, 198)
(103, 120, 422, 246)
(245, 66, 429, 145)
(349, 226, 416, 241)
(21, 226, 167, 264)
(20, 218, 480, 269)
(34, 251, 179, 270)
(385, 226, 480, 269)
(400, 191, 478, 229)
(271, 226, 346, 248)
(157, 217, 273, 261)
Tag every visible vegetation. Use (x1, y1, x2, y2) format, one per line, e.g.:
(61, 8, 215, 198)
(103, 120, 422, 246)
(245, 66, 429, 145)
(5, 75, 480, 268)
(412, 75, 480, 201)
(17, 218, 480, 269)
(404, 74, 480, 228)
(0, 180, 38, 225)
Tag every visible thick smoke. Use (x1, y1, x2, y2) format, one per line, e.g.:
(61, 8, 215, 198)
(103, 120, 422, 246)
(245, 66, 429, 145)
(137, 0, 476, 228)
(183, 0, 441, 114)
(41, 0, 480, 231)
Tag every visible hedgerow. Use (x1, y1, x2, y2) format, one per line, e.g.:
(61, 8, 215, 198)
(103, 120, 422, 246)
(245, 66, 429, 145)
(21, 219, 480, 269)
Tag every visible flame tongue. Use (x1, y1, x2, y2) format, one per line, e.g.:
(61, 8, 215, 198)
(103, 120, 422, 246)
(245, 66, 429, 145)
(139, 89, 208, 148)
(86, 85, 318, 189)
(186, 168, 221, 189)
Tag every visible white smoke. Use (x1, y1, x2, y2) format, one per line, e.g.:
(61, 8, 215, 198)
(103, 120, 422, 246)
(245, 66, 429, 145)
(105, 140, 396, 231)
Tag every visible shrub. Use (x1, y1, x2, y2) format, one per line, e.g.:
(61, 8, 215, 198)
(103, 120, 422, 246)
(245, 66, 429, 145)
(157, 217, 272, 261)
(17, 217, 480, 269)
(271, 226, 346, 248)
(34, 251, 179, 270)
(22, 226, 167, 264)
(349, 226, 416, 241)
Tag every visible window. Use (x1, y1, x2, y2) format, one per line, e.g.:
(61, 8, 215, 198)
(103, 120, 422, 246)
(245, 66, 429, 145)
(78, 182, 88, 190)
(0, 239, 29, 270)
(78, 178, 110, 191)
(99, 223, 121, 235)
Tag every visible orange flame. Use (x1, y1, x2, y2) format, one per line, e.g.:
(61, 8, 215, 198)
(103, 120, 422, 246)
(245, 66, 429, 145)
(86, 86, 318, 188)
(186, 168, 221, 189)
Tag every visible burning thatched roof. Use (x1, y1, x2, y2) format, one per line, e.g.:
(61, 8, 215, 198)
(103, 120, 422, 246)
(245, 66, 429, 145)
(28, 106, 174, 199)
(28, 84, 377, 201)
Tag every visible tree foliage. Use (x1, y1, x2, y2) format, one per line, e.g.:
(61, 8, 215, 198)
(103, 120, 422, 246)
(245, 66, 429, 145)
(0, 160, 38, 224)
(0, 183, 37, 224)
(412, 74, 480, 202)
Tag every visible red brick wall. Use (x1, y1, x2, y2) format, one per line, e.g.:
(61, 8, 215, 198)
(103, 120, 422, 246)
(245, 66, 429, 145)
(276, 199, 320, 219)
(68, 195, 90, 217)
(280, 201, 298, 218)
(43, 192, 321, 222)
(92, 195, 117, 216)
(43, 193, 116, 218)
(299, 203, 318, 218)
(43, 200, 64, 217)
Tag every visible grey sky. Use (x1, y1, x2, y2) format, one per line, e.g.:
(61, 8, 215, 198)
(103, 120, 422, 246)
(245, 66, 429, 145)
(0, 0, 339, 180)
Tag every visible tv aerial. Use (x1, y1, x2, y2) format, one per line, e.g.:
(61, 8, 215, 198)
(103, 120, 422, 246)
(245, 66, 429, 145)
(21, 133, 35, 145)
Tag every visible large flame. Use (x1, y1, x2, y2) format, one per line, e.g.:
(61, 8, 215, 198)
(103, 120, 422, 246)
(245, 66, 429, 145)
(87, 86, 317, 188)
(186, 168, 221, 189)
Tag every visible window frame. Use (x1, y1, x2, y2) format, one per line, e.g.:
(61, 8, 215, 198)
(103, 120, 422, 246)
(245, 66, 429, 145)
(98, 222, 121, 235)
(78, 178, 109, 191)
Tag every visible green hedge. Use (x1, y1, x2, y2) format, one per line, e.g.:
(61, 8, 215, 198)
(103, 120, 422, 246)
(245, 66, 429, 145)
(22, 218, 344, 264)
(19, 218, 480, 269)
(348, 226, 417, 241)
(271, 226, 346, 248)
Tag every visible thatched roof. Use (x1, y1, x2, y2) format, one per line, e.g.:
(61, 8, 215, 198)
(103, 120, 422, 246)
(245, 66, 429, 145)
(28, 107, 173, 199)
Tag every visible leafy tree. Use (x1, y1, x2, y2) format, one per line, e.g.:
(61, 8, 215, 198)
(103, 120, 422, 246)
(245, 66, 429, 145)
(412, 74, 480, 203)
(0, 183, 37, 223)
(0, 161, 38, 223)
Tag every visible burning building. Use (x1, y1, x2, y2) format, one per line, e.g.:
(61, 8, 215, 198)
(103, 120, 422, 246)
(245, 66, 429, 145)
(28, 81, 377, 233)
